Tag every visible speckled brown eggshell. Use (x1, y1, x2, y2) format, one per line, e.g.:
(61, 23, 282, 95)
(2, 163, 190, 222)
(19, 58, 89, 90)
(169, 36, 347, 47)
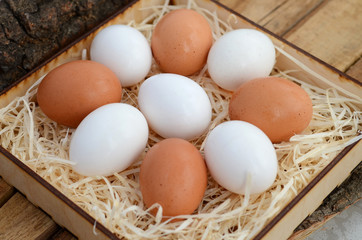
(229, 77, 313, 143)
(37, 60, 122, 128)
(139, 138, 207, 220)
(151, 9, 213, 76)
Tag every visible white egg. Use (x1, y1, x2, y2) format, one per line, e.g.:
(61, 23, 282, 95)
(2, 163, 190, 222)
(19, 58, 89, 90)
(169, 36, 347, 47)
(90, 25, 152, 87)
(69, 103, 148, 177)
(204, 121, 277, 195)
(207, 29, 275, 91)
(138, 73, 212, 140)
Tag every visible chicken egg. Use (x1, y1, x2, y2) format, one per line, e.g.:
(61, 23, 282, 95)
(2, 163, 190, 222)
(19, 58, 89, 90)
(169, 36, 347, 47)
(229, 77, 313, 143)
(140, 138, 207, 220)
(151, 9, 213, 75)
(207, 29, 275, 91)
(37, 60, 122, 128)
(69, 103, 148, 177)
(138, 73, 212, 140)
(204, 121, 277, 195)
(90, 25, 152, 87)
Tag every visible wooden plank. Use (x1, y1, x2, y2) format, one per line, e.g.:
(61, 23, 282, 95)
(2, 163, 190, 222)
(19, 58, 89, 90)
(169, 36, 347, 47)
(346, 57, 362, 82)
(218, 0, 287, 22)
(0, 192, 58, 240)
(258, 0, 324, 36)
(285, 0, 362, 71)
(0, 177, 14, 207)
(219, 0, 362, 75)
(50, 228, 77, 240)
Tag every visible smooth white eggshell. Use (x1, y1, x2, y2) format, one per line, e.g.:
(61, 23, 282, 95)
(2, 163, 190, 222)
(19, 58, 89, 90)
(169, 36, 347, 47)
(207, 29, 275, 91)
(90, 25, 152, 87)
(204, 121, 277, 195)
(69, 103, 149, 177)
(138, 73, 212, 140)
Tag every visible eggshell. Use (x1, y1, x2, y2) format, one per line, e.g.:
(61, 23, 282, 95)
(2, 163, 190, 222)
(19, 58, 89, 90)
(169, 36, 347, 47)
(69, 103, 148, 177)
(204, 121, 278, 195)
(229, 77, 313, 143)
(90, 25, 152, 87)
(151, 9, 213, 75)
(37, 60, 122, 128)
(139, 138, 207, 219)
(207, 29, 275, 91)
(138, 73, 212, 140)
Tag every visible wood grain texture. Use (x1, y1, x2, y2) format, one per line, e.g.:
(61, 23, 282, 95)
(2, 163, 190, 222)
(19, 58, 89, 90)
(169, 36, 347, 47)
(285, 0, 362, 71)
(219, 0, 362, 79)
(258, 0, 324, 36)
(0, 177, 14, 207)
(50, 228, 77, 240)
(220, 0, 325, 36)
(219, 0, 287, 22)
(347, 58, 362, 81)
(0, 192, 58, 240)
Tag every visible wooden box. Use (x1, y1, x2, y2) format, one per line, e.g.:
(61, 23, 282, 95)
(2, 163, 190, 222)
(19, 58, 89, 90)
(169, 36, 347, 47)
(0, 0, 361, 239)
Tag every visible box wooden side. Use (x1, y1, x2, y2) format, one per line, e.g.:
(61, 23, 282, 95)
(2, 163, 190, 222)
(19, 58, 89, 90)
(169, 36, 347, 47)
(0, 147, 114, 240)
(0, 0, 361, 239)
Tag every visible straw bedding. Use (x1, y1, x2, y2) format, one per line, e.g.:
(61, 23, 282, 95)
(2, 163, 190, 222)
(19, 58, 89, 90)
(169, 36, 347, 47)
(0, 0, 361, 239)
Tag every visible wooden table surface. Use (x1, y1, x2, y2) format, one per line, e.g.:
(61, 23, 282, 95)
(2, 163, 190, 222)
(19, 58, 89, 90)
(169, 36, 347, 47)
(0, 0, 361, 239)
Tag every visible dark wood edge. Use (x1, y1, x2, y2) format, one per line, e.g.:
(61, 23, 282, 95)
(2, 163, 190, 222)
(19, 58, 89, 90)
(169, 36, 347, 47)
(0, 0, 360, 239)
(210, 0, 362, 87)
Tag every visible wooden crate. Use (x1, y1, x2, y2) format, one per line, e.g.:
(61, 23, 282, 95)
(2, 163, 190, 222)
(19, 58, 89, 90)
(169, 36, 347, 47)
(0, 0, 361, 239)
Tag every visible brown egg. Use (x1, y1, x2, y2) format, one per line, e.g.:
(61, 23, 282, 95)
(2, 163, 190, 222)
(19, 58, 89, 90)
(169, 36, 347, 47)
(139, 138, 207, 220)
(151, 9, 213, 76)
(229, 77, 313, 143)
(37, 60, 122, 128)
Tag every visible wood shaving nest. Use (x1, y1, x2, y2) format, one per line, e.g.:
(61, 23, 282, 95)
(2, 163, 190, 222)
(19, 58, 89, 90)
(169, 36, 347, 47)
(0, 1, 361, 239)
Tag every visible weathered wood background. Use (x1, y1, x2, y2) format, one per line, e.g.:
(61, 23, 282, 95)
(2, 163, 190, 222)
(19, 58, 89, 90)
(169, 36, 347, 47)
(0, 0, 361, 239)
